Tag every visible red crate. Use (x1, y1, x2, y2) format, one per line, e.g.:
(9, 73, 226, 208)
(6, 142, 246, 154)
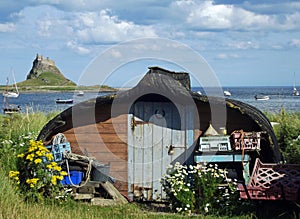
(238, 159, 300, 201)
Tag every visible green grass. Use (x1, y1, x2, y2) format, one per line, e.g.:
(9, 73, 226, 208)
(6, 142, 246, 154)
(17, 72, 76, 87)
(0, 170, 251, 219)
(4, 110, 300, 218)
(0, 162, 251, 219)
(0, 111, 58, 140)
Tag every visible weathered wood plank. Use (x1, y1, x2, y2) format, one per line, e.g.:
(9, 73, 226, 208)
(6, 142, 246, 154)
(64, 133, 127, 143)
(65, 123, 127, 134)
(73, 193, 94, 200)
(99, 181, 128, 204)
(91, 198, 118, 206)
(88, 144, 127, 153)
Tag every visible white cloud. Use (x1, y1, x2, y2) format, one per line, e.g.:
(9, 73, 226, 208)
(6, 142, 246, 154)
(216, 53, 239, 59)
(182, 0, 272, 30)
(228, 41, 259, 50)
(290, 39, 300, 48)
(0, 22, 15, 32)
(109, 49, 122, 58)
(170, 0, 300, 32)
(2, 5, 157, 53)
(66, 40, 90, 55)
(73, 10, 157, 43)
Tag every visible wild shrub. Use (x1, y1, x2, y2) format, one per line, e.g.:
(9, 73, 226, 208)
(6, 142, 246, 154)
(9, 139, 68, 202)
(266, 108, 300, 163)
(161, 162, 243, 216)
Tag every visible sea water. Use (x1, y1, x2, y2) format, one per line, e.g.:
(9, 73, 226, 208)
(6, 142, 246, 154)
(1, 86, 299, 114)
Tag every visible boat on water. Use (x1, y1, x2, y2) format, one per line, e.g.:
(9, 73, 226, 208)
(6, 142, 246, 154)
(293, 87, 299, 96)
(2, 70, 19, 98)
(56, 98, 73, 104)
(2, 69, 21, 114)
(2, 94, 21, 114)
(255, 95, 270, 101)
(224, 90, 231, 97)
(292, 73, 299, 96)
(76, 91, 84, 96)
(3, 104, 21, 114)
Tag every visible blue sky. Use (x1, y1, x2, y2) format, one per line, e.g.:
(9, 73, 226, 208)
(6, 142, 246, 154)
(1, 0, 300, 87)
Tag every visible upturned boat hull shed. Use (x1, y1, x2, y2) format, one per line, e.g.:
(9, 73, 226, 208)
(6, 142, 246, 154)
(38, 67, 282, 200)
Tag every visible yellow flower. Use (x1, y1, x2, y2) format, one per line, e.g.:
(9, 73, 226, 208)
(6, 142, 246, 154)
(38, 145, 49, 153)
(35, 151, 42, 156)
(53, 166, 62, 171)
(34, 158, 42, 164)
(17, 153, 25, 158)
(26, 153, 35, 161)
(32, 178, 39, 184)
(46, 164, 53, 169)
(57, 175, 63, 181)
(45, 153, 54, 161)
(28, 140, 45, 153)
(51, 176, 57, 185)
(9, 171, 20, 178)
(26, 178, 39, 185)
(60, 171, 67, 176)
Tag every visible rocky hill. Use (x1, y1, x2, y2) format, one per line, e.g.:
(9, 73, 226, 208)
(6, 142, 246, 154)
(18, 54, 76, 87)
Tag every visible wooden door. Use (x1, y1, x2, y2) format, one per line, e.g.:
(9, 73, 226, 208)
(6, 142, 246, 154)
(128, 101, 194, 201)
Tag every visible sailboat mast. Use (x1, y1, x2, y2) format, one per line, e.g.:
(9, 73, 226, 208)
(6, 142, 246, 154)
(3, 78, 8, 107)
(5, 77, 8, 94)
(12, 69, 19, 94)
(293, 72, 299, 96)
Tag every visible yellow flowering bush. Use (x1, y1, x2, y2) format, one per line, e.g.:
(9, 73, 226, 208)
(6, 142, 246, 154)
(9, 140, 67, 201)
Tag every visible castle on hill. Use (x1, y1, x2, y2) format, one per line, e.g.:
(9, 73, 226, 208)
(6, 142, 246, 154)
(35, 54, 55, 66)
(26, 53, 61, 80)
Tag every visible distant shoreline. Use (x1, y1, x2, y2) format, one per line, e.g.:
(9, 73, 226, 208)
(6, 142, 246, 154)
(0, 85, 118, 93)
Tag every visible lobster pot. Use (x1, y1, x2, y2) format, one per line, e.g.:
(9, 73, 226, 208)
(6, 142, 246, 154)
(231, 131, 261, 151)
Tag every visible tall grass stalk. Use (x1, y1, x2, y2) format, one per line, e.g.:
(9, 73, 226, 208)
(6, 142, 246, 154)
(0, 110, 58, 140)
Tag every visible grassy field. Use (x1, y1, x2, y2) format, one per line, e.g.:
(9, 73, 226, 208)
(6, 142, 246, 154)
(1, 110, 300, 218)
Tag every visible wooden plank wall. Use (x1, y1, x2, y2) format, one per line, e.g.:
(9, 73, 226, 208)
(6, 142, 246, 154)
(63, 114, 129, 196)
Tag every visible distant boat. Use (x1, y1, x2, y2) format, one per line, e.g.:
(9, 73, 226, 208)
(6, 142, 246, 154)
(196, 91, 202, 95)
(292, 72, 299, 96)
(3, 104, 21, 114)
(2, 70, 19, 98)
(224, 90, 231, 97)
(56, 99, 73, 104)
(2, 69, 21, 114)
(293, 87, 299, 96)
(76, 91, 84, 96)
(255, 95, 269, 101)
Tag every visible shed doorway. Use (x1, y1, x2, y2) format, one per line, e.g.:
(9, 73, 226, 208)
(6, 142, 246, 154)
(128, 99, 194, 201)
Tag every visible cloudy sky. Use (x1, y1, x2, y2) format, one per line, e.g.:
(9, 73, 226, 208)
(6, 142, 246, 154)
(1, 0, 300, 87)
